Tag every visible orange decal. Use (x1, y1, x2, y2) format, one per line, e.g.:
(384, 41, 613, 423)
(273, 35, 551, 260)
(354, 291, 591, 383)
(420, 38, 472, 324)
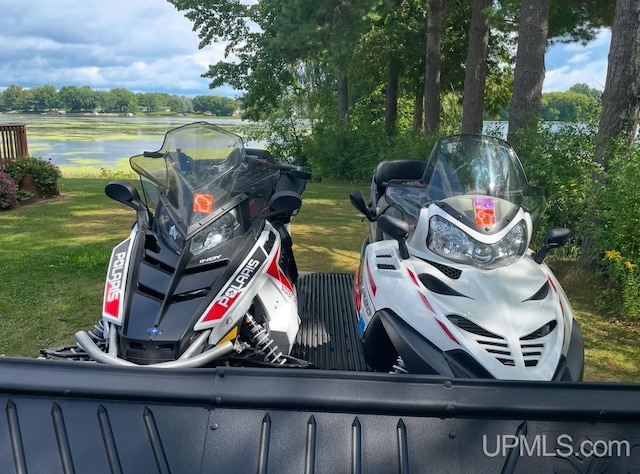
(193, 193, 214, 214)
(473, 197, 496, 226)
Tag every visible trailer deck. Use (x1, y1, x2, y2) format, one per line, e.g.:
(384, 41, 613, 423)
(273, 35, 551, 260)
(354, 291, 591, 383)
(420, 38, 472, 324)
(293, 272, 370, 372)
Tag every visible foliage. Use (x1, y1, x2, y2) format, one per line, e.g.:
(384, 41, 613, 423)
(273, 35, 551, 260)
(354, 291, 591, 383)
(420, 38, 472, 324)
(507, 124, 598, 248)
(0, 83, 225, 116)
(0, 171, 18, 210)
(17, 189, 35, 201)
(589, 143, 640, 318)
(5, 156, 63, 198)
(191, 95, 238, 115)
(598, 251, 640, 318)
(540, 91, 601, 122)
(99, 168, 137, 180)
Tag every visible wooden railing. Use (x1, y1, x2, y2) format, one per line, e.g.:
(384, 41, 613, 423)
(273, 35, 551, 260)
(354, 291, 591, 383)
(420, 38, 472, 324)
(0, 124, 29, 171)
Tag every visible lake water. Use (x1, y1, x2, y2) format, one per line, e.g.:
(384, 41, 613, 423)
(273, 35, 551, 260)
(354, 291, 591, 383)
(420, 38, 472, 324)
(0, 114, 263, 175)
(0, 113, 516, 175)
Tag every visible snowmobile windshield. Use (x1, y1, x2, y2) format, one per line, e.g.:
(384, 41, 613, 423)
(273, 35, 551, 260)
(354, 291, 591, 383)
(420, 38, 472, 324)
(385, 134, 546, 226)
(129, 121, 281, 239)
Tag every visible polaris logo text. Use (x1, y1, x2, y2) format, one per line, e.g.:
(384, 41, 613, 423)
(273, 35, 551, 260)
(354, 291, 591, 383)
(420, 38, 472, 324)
(217, 259, 261, 308)
(107, 252, 127, 302)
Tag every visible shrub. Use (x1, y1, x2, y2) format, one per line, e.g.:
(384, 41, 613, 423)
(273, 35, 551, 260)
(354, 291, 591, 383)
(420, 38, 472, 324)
(17, 189, 35, 201)
(599, 251, 640, 319)
(507, 124, 598, 250)
(6, 156, 62, 198)
(0, 171, 18, 210)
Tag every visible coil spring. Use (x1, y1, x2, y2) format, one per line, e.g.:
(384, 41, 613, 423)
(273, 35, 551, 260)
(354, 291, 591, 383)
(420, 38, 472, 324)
(390, 356, 408, 374)
(88, 320, 105, 342)
(244, 314, 286, 364)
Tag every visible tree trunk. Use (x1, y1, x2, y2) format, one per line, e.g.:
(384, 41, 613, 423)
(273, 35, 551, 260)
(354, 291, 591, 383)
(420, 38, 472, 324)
(385, 58, 401, 135)
(595, 0, 640, 171)
(461, 0, 492, 135)
(424, 0, 443, 136)
(413, 81, 424, 135)
(337, 73, 349, 128)
(507, 0, 550, 153)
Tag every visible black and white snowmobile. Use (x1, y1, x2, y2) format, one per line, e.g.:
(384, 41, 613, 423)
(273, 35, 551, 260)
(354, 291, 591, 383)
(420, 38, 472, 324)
(350, 134, 584, 380)
(43, 121, 311, 368)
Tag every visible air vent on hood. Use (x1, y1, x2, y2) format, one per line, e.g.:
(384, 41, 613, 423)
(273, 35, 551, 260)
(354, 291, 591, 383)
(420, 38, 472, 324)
(447, 315, 514, 366)
(447, 315, 500, 338)
(521, 320, 557, 340)
(419, 274, 469, 297)
(425, 260, 462, 280)
(377, 264, 397, 270)
(524, 281, 550, 301)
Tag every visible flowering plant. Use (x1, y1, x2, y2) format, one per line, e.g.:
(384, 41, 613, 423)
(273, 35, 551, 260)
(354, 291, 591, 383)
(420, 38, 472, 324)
(0, 171, 18, 210)
(6, 156, 62, 197)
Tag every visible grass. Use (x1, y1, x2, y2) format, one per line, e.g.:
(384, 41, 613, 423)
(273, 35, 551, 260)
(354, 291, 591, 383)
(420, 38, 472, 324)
(1, 178, 638, 382)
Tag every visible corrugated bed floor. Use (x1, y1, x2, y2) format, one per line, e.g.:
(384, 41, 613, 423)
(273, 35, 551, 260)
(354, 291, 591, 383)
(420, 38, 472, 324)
(292, 272, 370, 372)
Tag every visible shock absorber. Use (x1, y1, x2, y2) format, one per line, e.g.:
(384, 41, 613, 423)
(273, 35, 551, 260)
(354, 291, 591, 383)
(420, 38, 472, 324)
(390, 356, 408, 374)
(244, 314, 286, 364)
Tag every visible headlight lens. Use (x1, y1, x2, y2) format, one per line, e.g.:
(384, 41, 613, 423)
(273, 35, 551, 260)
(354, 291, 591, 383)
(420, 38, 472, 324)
(190, 210, 240, 256)
(428, 216, 527, 268)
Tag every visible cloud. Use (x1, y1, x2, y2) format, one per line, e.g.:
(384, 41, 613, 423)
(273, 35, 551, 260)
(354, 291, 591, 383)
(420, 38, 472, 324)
(0, 1, 612, 98)
(0, 0, 233, 96)
(543, 29, 611, 92)
(568, 52, 592, 64)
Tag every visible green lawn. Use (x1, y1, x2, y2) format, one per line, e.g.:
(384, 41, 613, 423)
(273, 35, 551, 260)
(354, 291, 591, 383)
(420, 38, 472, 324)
(1, 178, 638, 382)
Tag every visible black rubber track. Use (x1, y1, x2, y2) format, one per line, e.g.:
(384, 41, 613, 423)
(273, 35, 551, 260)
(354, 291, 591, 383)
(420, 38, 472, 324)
(292, 272, 370, 371)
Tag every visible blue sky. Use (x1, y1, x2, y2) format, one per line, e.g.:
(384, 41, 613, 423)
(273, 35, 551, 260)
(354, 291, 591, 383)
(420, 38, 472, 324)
(0, 0, 611, 97)
(544, 29, 611, 93)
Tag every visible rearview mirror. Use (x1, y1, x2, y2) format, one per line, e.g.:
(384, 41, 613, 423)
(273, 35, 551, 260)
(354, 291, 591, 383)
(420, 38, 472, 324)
(378, 214, 411, 259)
(533, 228, 571, 264)
(105, 180, 149, 226)
(350, 191, 375, 222)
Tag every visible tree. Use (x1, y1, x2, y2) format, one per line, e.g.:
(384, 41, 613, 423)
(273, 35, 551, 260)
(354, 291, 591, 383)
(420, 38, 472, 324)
(595, 0, 640, 170)
(29, 85, 58, 112)
(424, 0, 443, 135)
(569, 83, 602, 103)
(507, 0, 551, 152)
(461, 0, 492, 134)
(110, 88, 138, 114)
(540, 91, 599, 122)
(1, 85, 28, 112)
(58, 85, 98, 112)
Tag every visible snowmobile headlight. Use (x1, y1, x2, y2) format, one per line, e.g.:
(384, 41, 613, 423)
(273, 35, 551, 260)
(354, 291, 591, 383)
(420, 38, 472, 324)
(427, 216, 527, 268)
(190, 210, 240, 256)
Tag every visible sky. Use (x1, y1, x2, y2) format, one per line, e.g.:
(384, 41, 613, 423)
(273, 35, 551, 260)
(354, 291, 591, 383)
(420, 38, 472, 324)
(0, 0, 612, 98)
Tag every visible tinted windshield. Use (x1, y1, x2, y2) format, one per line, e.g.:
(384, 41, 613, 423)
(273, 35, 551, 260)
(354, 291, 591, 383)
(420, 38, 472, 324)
(385, 135, 545, 224)
(130, 122, 281, 235)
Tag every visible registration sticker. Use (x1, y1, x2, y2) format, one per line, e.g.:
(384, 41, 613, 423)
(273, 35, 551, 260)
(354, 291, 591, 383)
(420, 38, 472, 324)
(193, 193, 214, 213)
(473, 197, 496, 226)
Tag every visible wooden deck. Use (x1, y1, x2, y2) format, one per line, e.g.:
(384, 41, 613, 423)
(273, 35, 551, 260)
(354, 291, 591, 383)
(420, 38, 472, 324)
(0, 124, 29, 170)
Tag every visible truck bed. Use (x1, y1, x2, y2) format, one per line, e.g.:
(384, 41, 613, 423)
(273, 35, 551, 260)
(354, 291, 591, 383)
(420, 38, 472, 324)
(1, 273, 639, 473)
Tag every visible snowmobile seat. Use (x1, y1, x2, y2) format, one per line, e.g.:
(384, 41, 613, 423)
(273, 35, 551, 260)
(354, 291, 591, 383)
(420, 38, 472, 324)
(246, 148, 276, 163)
(371, 159, 427, 241)
(372, 159, 427, 201)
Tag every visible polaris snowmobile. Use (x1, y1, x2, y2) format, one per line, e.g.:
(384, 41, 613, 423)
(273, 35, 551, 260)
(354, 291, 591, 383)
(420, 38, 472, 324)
(42, 121, 312, 368)
(350, 134, 584, 380)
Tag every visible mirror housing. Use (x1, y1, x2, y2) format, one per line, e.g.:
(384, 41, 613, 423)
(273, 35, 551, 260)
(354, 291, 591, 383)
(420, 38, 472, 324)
(533, 228, 571, 264)
(378, 214, 411, 259)
(105, 180, 149, 226)
(350, 191, 375, 222)
(267, 190, 302, 214)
